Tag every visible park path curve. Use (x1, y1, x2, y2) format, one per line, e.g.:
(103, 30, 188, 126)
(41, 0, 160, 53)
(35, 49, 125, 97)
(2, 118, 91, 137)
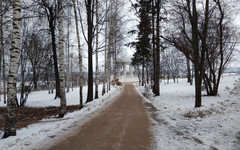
(48, 83, 153, 150)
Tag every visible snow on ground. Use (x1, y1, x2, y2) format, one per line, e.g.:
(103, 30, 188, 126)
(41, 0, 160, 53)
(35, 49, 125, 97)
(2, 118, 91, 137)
(0, 74, 240, 150)
(0, 85, 123, 150)
(119, 75, 139, 83)
(0, 84, 108, 107)
(135, 74, 240, 150)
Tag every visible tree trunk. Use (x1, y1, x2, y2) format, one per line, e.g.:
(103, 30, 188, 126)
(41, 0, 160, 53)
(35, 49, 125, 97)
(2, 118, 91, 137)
(142, 60, 145, 86)
(187, 0, 201, 107)
(72, 0, 83, 108)
(107, 1, 114, 92)
(186, 57, 192, 85)
(3, 44, 6, 104)
(66, 5, 71, 93)
(86, 0, 94, 103)
(0, 0, 2, 102)
(1, 10, 6, 103)
(152, 0, 156, 94)
(95, 0, 99, 99)
(33, 69, 37, 90)
(3, 0, 21, 138)
(48, 6, 60, 99)
(155, 0, 160, 96)
(102, 0, 108, 96)
(193, 10, 202, 107)
(58, 0, 66, 118)
(20, 55, 25, 106)
(113, 0, 119, 86)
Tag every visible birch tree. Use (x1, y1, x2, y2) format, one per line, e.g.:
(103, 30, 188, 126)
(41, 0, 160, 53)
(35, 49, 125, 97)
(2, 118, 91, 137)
(95, 0, 99, 99)
(72, 0, 83, 108)
(3, 0, 21, 138)
(102, 0, 108, 95)
(58, 0, 66, 118)
(0, 0, 10, 104)
(66, 3, 71, 93)
(0, 0, 2, 102)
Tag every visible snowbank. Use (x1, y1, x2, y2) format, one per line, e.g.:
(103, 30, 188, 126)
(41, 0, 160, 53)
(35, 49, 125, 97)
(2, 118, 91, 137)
(0, 85, 123, 150)
(135, 75, 240, 150)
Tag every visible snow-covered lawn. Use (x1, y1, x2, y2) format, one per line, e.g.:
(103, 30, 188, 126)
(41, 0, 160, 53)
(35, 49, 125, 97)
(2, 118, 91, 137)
(135, 74, 240, 150)
(0, 74, 239, 150)
(0, 85, 123, 150)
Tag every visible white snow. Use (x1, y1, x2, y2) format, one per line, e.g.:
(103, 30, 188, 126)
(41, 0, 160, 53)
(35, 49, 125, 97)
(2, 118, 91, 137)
(0, 74, 240, 150)
(135, 74, 240, 150)
(119, 75, 139, 83)
(0, 85, 123, 150)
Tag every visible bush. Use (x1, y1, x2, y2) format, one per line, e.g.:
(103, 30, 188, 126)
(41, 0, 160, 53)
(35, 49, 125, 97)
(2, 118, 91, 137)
(116, 81, 122, 86)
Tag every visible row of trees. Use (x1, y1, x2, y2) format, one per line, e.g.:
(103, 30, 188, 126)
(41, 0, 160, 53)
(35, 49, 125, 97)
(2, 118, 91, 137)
(131, 0, 163, 97)
(1, 0, 130, 138)
(131, 0, 238, 107)
(1, 0, 239, 139)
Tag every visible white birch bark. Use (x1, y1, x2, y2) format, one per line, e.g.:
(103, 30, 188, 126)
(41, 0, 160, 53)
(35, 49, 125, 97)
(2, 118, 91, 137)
(102, 0, 108, 95)
(66, 5, 71, 93)
(58, 0, 66, 118)
(107, 1, 114, 91)
(3, 0, 21, 138)
(1, 2, 6, 103)
(72, 0, 83, 108)
(0, 0, 3, 102)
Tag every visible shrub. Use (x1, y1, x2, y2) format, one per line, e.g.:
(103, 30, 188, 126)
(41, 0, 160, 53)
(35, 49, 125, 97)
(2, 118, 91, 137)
(116, 81, 122, 86)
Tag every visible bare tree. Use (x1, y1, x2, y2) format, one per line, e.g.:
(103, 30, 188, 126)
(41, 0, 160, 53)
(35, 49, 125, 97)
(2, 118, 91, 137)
(72, 0, 83, 108)
(85, 0, 94, 103)
(102, 0, 108, 95)
(0, 0, 2, 102)
(164, 0, 209, 107)
(95, 0, 99, 99)
(154, 0, 161, 95)
(186, 57, 192, 85)
(58, 0, 67, 118)
(3, 0, 22, 138)
(0, 0, 12, 104)
(37, 0, 61, 99)
(66, 2, 71, 93)
(165, 0, 237, 103)
(203, 0, 238, 96)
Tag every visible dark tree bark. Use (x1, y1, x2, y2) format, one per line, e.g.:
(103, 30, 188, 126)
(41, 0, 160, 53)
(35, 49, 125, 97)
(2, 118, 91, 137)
(186, 0, 209, 107)
(155, 0, 160, 96)
(95, 0, 99, 99)
(190, 0, 202, 107)
(49, 7, 60, 99)
(186, 57, 192, 85)
(86, 0, 94, 103)
(42, 1, 60, 99)
(203, 0, 235, 96)
(142, 60, 145, 86)
(152, 0, 156, 93)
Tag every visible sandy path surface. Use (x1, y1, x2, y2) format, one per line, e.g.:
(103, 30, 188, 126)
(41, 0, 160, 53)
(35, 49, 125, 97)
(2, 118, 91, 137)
(48, 84, 153, 150)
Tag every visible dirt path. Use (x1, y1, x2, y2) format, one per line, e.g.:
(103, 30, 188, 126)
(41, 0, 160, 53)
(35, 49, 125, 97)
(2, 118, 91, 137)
(48, 84, 153, 150)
